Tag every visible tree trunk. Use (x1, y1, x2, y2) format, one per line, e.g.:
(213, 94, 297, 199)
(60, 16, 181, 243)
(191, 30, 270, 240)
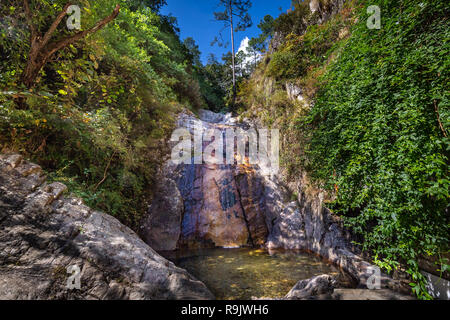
(229, 1, 236, 108)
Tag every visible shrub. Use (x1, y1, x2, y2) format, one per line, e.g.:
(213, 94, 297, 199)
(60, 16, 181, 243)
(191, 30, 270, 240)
(304, 0, 449, 299)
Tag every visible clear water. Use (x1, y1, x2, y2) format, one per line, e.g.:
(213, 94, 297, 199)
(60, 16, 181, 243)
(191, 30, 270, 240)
(162, 248, 340, 300)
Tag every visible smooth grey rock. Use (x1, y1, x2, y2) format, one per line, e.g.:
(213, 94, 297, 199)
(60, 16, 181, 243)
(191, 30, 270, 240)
(0, 154, 214, 300)
(198, 109, 225, 123)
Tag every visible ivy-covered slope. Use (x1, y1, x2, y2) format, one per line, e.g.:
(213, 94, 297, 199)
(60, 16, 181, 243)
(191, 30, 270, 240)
(238, 0, 449, 299)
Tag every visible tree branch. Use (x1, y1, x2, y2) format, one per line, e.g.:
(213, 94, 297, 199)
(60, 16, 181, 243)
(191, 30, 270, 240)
(20, 3, 120, 89)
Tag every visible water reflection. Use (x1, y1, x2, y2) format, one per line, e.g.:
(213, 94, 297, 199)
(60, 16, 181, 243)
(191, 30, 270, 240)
(162, 247, 339, 300)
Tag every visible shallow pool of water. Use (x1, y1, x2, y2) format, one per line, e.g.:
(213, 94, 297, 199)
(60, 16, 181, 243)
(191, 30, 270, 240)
(162, 248, 339, 300)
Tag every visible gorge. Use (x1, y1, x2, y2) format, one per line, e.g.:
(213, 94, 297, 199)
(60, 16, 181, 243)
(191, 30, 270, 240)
(139, 109, 411, 299)
(0, 0, 447, 301)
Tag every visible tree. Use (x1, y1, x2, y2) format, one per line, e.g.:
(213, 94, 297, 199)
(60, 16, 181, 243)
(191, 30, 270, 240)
(256, 14, 275, 47)
(21, 0, 120, 89)
(213, 0, 252, 109)
(235, 50, 247, 77)
(183, 37, 202, 67)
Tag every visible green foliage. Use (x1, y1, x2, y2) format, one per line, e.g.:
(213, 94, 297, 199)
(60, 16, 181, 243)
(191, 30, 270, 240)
(183, 40, 228, 112)
(126, 0, 167, 12)
(0, 0, 205, 229)
(303, 0, 449, 299)
(195, 61, 228, 112)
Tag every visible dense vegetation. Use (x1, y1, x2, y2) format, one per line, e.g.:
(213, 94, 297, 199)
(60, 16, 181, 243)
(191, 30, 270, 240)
(1, 0, 448, 300)
(239, 0, 449, 298)
(306, 0, 449, 299)
(0, 0, 220, 229)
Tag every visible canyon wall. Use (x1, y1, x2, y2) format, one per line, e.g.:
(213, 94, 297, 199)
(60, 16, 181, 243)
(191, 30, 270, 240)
(141, 110, 406, 292)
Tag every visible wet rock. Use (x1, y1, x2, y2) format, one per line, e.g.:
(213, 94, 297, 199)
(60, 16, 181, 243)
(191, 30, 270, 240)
(145, 111, 270, 249)
(234, 171, 268, 246)
(0, 154, 214, 300)
(198, 109, 225, 123)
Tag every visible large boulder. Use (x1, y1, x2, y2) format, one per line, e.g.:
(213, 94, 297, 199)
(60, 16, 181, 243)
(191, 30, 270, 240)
(0, 154, 214, 300)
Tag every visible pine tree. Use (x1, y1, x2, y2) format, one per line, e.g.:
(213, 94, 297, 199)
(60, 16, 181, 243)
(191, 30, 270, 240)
(213, 0, 252, 109)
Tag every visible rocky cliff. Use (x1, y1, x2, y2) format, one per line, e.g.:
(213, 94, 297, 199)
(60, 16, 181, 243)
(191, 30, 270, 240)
(141, 111, 268, 250)
(0, 154, 214, 300)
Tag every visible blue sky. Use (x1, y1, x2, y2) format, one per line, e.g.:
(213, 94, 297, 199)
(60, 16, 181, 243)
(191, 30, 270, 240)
(161, 0, 292, 64)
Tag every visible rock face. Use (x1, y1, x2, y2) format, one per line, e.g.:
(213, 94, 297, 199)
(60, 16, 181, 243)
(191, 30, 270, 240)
(0, 154, 214, 300)
(285, 82, 305, 102)
(177, 163, 250, 248)
(284, 274, 414, 300)
(142, 111, 268, 249)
